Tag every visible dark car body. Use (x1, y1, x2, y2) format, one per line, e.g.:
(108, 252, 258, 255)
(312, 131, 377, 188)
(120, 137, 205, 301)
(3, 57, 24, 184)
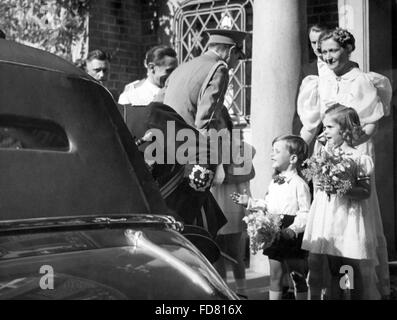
(0, 39, 237, 300)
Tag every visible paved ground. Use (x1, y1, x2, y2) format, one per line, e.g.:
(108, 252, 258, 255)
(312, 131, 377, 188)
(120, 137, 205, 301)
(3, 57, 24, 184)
(225, 261, 397, 300)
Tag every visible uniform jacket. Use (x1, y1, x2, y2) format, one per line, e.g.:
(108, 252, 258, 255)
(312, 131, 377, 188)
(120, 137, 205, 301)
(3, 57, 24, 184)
(163, 51, 229, 131)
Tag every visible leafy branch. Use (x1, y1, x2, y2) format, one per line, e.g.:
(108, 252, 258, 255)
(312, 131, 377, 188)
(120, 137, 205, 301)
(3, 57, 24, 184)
(0, 0, 90, 60)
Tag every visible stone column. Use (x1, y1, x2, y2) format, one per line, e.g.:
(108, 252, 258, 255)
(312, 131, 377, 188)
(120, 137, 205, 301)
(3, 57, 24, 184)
(249, 0, 306, 273)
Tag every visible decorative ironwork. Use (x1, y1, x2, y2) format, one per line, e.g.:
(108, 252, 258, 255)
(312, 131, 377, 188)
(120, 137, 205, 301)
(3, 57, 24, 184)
(174, 0, 253, 120)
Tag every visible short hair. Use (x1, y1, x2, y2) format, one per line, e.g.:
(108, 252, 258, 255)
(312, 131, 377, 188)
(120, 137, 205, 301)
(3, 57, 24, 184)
(324, 104, 363, 146)
(272, 135, 309, 169)
(76, 49, 109, 71)
(86, 49, 109, 63)
(0, 29, 5, 39)
(319, 27, 356, 53)
(308, 23, 330, 34)
(144, 45, 177, 67)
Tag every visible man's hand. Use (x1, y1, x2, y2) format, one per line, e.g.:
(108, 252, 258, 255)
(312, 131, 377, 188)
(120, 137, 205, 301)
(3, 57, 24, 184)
(230, 189, 249, 207)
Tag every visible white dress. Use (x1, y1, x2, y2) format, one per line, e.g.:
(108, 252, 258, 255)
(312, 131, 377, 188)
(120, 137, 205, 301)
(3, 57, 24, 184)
(211, 132, 255, 235)
(302, 148, 376, 259)
(302, 146, 388, 299)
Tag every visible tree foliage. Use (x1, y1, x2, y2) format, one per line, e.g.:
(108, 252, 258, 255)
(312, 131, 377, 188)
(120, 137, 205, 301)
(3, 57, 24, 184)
(0, 0, 90, 61)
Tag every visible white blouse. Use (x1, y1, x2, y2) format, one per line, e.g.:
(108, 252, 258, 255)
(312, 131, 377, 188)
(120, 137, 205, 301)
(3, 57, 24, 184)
(246, 170, 311, 235)
(297, 67, 392, 131)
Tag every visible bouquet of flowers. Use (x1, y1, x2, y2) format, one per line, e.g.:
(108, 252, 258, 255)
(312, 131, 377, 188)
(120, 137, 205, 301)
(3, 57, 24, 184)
(302, 145, 356, 200)
(242, 211, 282, 255)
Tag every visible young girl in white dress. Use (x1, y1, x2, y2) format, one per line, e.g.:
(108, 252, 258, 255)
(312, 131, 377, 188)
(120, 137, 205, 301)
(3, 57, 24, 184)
(302, 104, 385, 300)
(232, 135, 311, 300)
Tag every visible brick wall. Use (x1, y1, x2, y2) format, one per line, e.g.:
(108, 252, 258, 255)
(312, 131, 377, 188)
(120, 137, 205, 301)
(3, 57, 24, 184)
(307, 0, 339, 26)
(89, 0, 151, 97)
(141, 0, 162, 54)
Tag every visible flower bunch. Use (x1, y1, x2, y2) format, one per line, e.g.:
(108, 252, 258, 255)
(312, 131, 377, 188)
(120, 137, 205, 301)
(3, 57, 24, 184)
(302, 146, 356, 199)
(242, 211, 282, 255)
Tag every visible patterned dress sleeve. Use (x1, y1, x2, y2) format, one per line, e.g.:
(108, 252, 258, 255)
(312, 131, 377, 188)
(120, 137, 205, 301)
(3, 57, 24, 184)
(297, 75, 321, 131)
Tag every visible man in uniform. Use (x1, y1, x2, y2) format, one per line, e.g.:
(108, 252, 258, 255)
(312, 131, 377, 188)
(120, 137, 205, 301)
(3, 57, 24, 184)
(118, 45, 178, 106)
(162, 29, 248, 135)
(140, 29, 248, 240)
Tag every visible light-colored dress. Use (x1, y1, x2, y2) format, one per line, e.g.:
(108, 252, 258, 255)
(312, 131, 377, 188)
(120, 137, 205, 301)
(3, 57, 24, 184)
(211, 131, 255, 235)
(302, 148, 376, 259)
(297, 67, 391, 298)
(303, 145, 388, 299)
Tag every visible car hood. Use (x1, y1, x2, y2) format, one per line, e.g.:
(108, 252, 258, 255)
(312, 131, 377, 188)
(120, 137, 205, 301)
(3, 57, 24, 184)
(0, 217, 237, 300)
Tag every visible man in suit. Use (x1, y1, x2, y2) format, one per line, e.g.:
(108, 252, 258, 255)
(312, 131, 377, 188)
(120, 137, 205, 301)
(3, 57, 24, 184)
(162, 29, 248, 135)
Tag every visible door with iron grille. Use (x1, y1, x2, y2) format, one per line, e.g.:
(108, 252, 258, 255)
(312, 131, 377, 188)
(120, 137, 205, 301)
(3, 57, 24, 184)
(174, 0, 253, 124)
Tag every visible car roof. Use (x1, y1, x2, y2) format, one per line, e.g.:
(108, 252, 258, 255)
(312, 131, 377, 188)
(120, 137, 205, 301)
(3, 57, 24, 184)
(0, 39, 91, 79)
(0, 39, 171, 220)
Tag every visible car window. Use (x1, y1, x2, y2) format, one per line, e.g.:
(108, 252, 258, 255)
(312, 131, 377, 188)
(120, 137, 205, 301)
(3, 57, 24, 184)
(0, 115, 69, 151)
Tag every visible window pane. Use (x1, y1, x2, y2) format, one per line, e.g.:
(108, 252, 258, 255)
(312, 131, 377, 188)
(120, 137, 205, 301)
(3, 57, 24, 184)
(0, 116, 69, 151)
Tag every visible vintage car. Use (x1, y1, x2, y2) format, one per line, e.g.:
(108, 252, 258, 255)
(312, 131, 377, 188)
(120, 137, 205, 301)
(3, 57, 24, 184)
(0, 39, 237, 300)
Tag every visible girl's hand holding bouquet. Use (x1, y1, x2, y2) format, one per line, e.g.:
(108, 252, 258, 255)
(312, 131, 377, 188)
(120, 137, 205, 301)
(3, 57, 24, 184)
(303, 136, 356, 200)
